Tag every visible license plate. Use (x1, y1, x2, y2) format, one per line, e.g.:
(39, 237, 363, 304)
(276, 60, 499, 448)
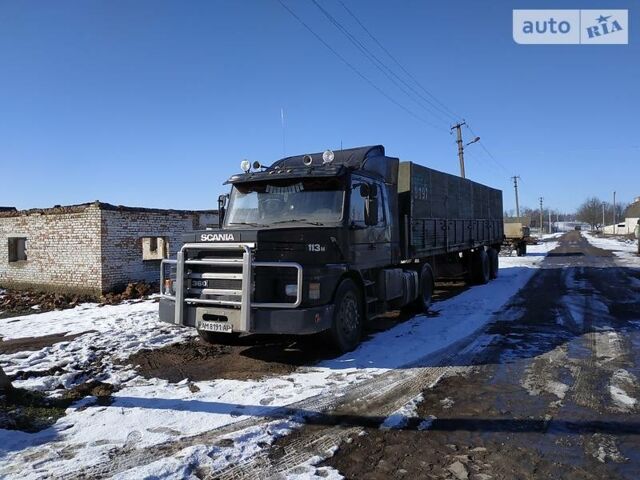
(191, 279, 208, 288)
(199, 320, 232, 333)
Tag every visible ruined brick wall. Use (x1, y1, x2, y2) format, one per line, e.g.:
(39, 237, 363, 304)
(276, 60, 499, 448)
(0, 204, 217, 296)
(100, 210, 216, 292)
(0, 205, 102, 295)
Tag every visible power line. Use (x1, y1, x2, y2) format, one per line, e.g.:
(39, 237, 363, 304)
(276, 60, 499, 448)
(336, 0, 462, 123)
(465, 123, 510, 174)
(308, 0, 451, 128)
(276, 0, 446, 131)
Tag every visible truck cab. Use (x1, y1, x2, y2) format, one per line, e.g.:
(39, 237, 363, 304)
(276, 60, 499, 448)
(160, 146, 404, 352)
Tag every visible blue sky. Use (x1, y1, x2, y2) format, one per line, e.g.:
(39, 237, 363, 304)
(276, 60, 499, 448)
(0, 0, 638, 213)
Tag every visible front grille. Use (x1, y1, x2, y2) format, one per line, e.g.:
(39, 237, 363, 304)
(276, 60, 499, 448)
(197, 278, 242, 290)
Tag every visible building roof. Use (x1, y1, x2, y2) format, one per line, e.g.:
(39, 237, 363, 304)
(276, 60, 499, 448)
(625, 200, 640, 219)
(0, 201, 217, 218)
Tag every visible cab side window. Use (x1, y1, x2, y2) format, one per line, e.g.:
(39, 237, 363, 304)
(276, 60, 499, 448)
(349, 177, 386, 226)
(349, 178, 367, 226)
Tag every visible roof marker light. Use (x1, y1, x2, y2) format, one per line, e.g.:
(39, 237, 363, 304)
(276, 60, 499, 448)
(302, 155, 313, 166)
(252, 161, 262, 170)
(240, 160, 251, 173)
(322, 149, 335, 164)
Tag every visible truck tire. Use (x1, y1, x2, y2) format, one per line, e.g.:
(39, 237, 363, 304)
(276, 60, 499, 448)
(487, 248, 499, 279)
(198, 330, 241, 345)
(472, 249, 490, 285)
(517, 241, 527, 257)
(328, 279, 363, 353)
(411, 263, 434, 313)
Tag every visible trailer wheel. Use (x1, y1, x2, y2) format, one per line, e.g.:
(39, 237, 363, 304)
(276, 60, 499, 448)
(517, 241, 527, 257)
(198, 330, 241, 345)
(328, 279, 363, 353)
(472, 249, 490, 285)
(487, 248, 499, 279)
(411, 264, 434, 313)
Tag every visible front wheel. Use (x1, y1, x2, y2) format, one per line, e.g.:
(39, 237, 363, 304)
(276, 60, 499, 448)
(328, 279, 363, 353)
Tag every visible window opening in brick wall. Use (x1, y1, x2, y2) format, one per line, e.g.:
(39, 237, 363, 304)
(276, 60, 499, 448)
(8, 237, 27, 262)
(142, 237, 168, 261)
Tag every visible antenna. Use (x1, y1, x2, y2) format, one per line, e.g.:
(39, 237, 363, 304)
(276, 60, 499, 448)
(281, 107, 286, 157)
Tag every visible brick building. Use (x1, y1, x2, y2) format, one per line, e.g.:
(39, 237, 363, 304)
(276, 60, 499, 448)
(0, 202, 217, 296)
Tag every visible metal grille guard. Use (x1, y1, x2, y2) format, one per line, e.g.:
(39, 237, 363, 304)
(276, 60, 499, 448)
(161, 243, 303, 330)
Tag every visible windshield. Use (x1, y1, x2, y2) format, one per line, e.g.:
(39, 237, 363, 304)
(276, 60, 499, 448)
(225, 177, 345, 227)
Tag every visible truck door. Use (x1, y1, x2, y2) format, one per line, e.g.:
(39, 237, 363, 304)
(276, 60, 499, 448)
(349, 176, 392, 268)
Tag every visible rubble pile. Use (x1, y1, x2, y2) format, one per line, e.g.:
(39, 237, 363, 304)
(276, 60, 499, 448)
(0, 290, 94, 315)
(100, 282, 158, 305)
(0, 282, 159, 315)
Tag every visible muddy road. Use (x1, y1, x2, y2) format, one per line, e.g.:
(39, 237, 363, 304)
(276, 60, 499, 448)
(315, 231, 640, 479)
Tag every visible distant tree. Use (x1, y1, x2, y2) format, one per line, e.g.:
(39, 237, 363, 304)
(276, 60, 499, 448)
(0, 365, 11, 392)
(577, 197, 604, 230)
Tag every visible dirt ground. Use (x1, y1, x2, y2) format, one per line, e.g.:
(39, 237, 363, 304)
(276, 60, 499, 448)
(127, 280, 470, 383)
(0, 331, 92, 355)
(319, 231, 640, 479)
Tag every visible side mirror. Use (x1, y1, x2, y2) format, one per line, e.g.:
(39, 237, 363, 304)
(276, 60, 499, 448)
(218, 194, 229, 228)
(359, 183, 371, 198)
(365, 186, 379, 226)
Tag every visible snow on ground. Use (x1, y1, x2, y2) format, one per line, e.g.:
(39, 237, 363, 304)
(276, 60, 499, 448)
(583, 232, 639, 267)
(0, 241, 557, 478)
(380, 393, 424, 430)
(1, 299, 195, 392)
(609, 369, 638, 411)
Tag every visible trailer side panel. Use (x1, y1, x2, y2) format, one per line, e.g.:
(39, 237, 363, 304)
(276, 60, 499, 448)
(398, 161, 503, 259)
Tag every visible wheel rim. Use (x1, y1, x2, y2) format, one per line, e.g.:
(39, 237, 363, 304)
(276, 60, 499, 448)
(337, 292, 359, 339)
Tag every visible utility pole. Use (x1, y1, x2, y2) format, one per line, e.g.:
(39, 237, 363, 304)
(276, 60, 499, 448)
(451, 122, 466, 178)
(613, 191, 617, 235)
(511, 175, 521, 221)
(549, 208, 552, 234)
(539, 197, 544, 235)
(602, 202, 606, 232)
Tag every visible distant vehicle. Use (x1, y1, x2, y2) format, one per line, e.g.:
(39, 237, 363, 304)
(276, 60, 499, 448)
(575, 225, 581, 231)
(159, 145, 504, 352)
(503, 222, 530, 256)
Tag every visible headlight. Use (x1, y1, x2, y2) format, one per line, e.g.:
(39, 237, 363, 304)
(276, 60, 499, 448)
(309, 282, 320, 300)
(285, 284, 298, 297)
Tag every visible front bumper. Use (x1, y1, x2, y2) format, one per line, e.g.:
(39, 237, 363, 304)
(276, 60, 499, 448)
(159, 297, 334, 335)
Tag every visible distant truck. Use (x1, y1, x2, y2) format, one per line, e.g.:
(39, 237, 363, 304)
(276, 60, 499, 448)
(503, 222, 530, 256)
(159, 146, 504, 352)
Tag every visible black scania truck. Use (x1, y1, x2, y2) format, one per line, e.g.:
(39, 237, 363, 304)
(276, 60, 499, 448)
(159, 145, 503, 352)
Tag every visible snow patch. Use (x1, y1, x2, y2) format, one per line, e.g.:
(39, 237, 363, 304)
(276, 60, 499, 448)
(380, 393, 424, 430)
(609, 369, 638, 411)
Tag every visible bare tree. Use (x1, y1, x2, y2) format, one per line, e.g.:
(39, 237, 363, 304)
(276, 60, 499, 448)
(577, 197, 604, 230)
(0, 364, 11, 392)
